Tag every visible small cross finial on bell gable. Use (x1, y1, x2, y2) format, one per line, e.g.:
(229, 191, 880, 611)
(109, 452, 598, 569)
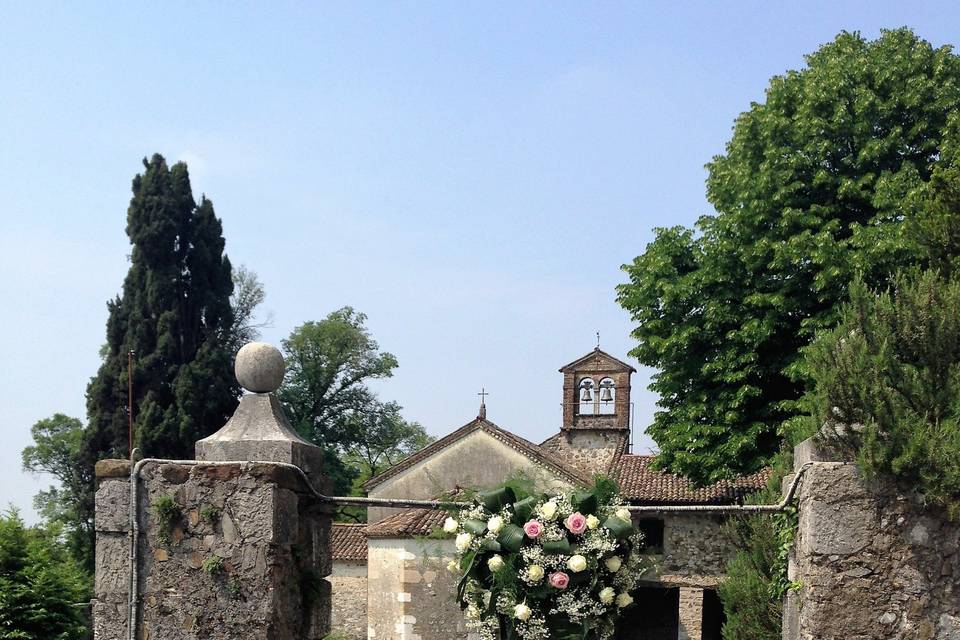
(478, 387, 489, 420)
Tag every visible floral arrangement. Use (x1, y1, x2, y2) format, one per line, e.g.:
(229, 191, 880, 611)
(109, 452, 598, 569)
(442, 478, 649, 640)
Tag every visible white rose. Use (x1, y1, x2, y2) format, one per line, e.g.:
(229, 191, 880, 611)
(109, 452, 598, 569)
(604, 556, 622, 573)
(455, 532, 474, 552)
(615, 592, 634, 608)
(585, 514, 600, 530)
(487, 515, 504, 533)
(598, 587, 615, 605)
(566, 554, 588, 573)
(466, 604, 481, 619)
(443, 517, 459, 534)
(526, 564, 544, 582)
(513, 602, 532, 621)
(538, 500, 559, 521)
(487, 554, 505, 572)
(615, 507, 632, 522)
(447, 559, 459, 574)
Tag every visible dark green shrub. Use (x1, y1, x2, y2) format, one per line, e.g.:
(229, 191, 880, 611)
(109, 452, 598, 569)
(803, 271, 960, 516)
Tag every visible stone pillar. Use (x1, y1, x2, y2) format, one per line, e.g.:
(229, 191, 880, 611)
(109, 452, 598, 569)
(92, 459, 133, 640)
(92, 342, 333, 640)
(788, 437, 960, 639)
(678, 587, 704, 640)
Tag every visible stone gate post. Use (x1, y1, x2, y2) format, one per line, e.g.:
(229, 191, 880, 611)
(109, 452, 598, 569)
(92, 342, 332, 640)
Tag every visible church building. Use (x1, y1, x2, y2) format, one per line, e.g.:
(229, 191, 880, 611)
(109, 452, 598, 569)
(328, 347, 770, 640)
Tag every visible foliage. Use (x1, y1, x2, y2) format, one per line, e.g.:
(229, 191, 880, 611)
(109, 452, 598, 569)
(0, 509, 90, 640)
(199, 505, 220, 524)
(446, 479, 649, 640)
(717, 454, 796, 640)
(800, 270, 960, 516)
(201, 555, 224, 575)
(21, 415, 93, 573)
(227, 265, 273, 353)
(151, 495, 181, 546)
(53, 154, 247, 568)
(345, 401, 433, 479)
(85, 153, 238, 463)
(278, 307, 399, 497)
(617, 28, 960, 484)
(340, 401, 434, 522)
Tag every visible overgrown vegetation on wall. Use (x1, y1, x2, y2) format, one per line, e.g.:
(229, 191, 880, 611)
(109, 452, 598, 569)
(801, 271, 960, 516)
(717, 455, 796, 640)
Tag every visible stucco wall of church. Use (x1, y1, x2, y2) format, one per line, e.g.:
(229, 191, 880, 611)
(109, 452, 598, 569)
(367, 430, 570, 523)
(366, 539, 475, 640)
(367, 540, 408, 638)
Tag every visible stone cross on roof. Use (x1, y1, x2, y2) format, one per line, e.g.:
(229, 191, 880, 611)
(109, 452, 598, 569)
(478, 387, 488, 420)
(195, 342, 325, 479)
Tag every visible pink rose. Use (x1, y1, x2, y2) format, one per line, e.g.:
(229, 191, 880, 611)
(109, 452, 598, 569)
(549, 571, 570, 589)
(564, 512, 587, 535)
(523, 520, 544, 538)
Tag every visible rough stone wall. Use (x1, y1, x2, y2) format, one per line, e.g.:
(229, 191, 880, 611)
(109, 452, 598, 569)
(329, 561, 367, 640)
(545, 429, 627, 476)
(660, 514, 733, 580)
(677, 587, 704, 640)
(786, 459, 960, 640)
(93, 460, 331, 640)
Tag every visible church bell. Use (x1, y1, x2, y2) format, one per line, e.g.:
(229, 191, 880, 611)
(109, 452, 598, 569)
(581, 387, 593, 402)
(600, 386, 613, 402)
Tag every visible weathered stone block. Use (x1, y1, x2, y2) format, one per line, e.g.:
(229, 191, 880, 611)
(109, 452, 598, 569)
(95, 533, 130, 596)
(96, 477, 130, 532)
(91, 598, 128, 640)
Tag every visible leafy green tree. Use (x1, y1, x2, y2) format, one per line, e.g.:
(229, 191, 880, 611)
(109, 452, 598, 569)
(84, 154, 238, 463)
(345, 401, 433, 482)
(227, 265, 273, 353)
(21, 415, 92, 573)
(618, 29, 960, 484)
(338, 401, 433, 522)
(59, 154, 239, 569)
(278, 307, 399, 496)
(0, 509, 90, 640)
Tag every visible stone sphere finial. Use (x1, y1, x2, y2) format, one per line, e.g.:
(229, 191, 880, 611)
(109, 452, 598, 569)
(235, 342, 285, 393)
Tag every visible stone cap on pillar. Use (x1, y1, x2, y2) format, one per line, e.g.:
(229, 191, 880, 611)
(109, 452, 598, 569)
(196, 342, 325, 479)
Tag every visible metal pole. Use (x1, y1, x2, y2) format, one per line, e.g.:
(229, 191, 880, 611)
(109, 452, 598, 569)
(127, 350, 135, 459)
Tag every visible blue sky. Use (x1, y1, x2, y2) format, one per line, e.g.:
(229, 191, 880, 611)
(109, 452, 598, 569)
(2, 2, 957, 521)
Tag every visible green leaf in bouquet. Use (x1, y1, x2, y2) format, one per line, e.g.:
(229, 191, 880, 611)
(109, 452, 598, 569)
(542, 537, 572, 555)
(602, 515, 633, 540)
(567, 569, 592, 586)
(511, 496, 538, 524)
(571, 491, 598, 515)
(457, 550, 478, 601)
(464, 519, 488, 535)
(479, 538, 502, 553)
(478, 486, 516, 513)
(496, 523, 525, 552)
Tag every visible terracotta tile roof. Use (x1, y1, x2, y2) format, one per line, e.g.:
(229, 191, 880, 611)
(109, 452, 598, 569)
(363, 457, 772, 540)
(331, 523, 367, 561)
(613, 455, 772, 504)
(366, 508, 447, 538)
(362, 417, 592, 490)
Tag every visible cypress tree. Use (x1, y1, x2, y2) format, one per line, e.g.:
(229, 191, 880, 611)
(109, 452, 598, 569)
(83, 153, 238, 464)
